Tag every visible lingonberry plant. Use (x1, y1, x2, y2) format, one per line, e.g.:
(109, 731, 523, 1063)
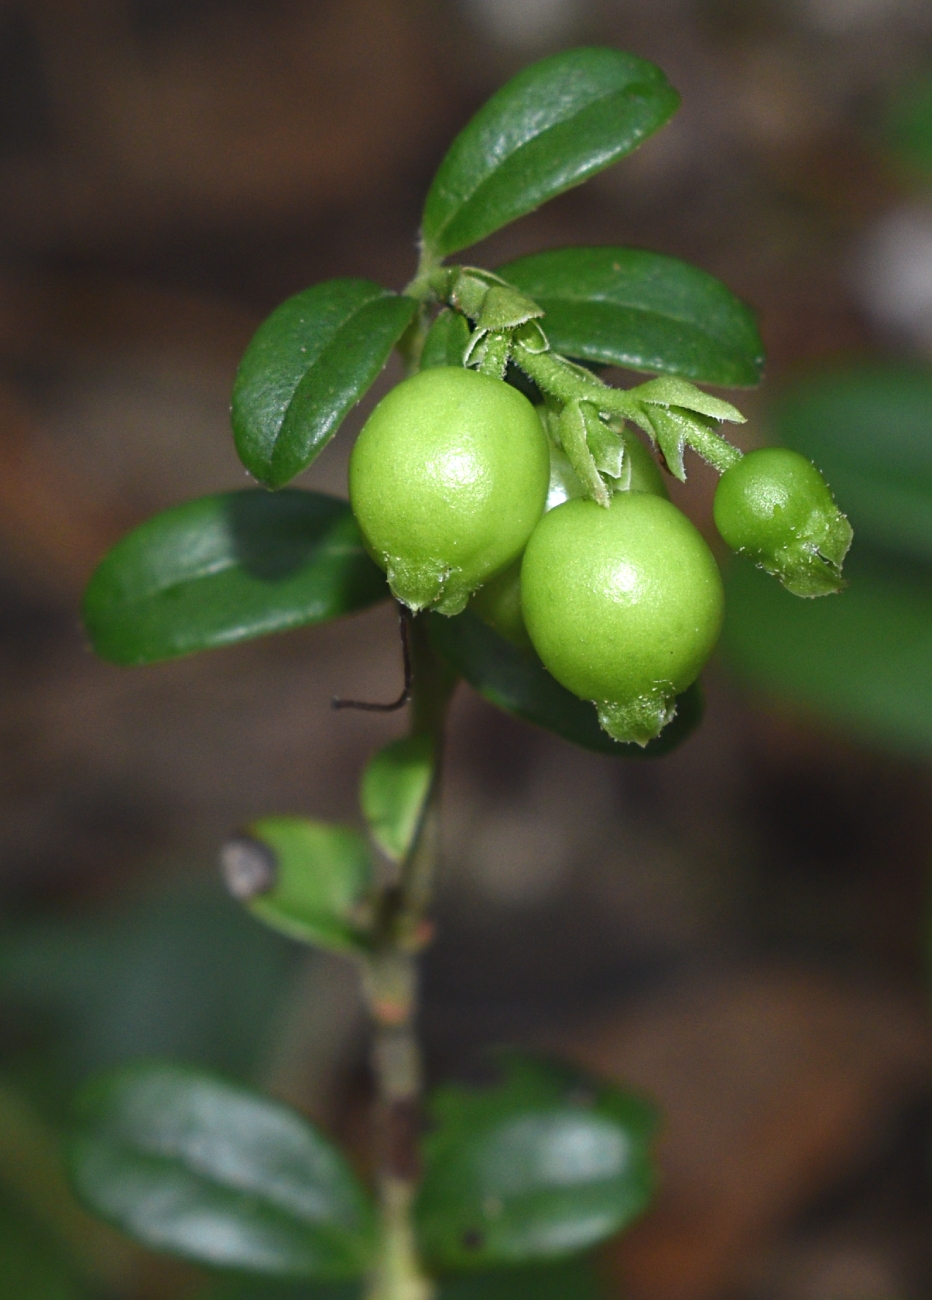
(72, 48, 851, 1300)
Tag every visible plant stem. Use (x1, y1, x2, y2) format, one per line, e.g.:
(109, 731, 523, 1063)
(362, 617, 455, 1300)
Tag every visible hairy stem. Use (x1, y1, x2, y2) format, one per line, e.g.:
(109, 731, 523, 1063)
(362, 617, 455, 1300)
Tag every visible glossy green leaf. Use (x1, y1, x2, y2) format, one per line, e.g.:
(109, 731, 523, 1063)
(723, 548, 932, 755)
(421, 48, 679, 259)
(428, 608, 703, 757)
(771, 365, 932, 563)
(209, 1256, 605, 1300)
(360, 737, 434, 863)
(83, 490, 388, 665)
(232, 280, 417, 488)
(416, 1054, 656, 1271)
(68, 1063, 375, 1279)
(498, 247, 763, 386)
(222, 818, 373, 953)
(421, 310, 471, 369)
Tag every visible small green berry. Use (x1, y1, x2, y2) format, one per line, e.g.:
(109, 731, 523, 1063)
(714, 447, 852, 597)
(349, 367, 549, 615)
(521, 492, 723, 745)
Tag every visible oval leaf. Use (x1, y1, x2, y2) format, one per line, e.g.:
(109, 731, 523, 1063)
(68, 1063, 375, 1279)
(83, 490, 388, 665)
(428, 608, 702, 757)
(421, 48, 679, 259)
(360, 736, 434, 863)
(771, 365, 932, 563)
(232, 280, 417, 488)
(723, 548, 932, 756)
(498, 247, 764, 387)
(221, 818, 373, 952)
(416, 1053, 657, 1270)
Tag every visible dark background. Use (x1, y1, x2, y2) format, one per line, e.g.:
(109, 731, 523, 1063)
(3, 2, 932, 1298)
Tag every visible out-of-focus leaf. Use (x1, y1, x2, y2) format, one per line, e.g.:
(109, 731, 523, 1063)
(421, 311, 471, 369)
(723, 547, 932, 754)
(360, 737, 434, 863)
(223, 819, 373, 953)
(83, 490, 388, 665)
(0, 1193, 86, 1300)
(416, 1053, 656, 1271)
(771, 365, 932, 563)
(499, 247, 763, 386)
(69, 1063, 375, 1279)
(428, 608, 703, 757)
(884, 69, 932, 178)
(0, 1078, 139, 1290)
(232, 280, 416, 487)
(0, 876, 297, 1088)
(421, 48, 679, 258)
(206, 1256, 606, 1299)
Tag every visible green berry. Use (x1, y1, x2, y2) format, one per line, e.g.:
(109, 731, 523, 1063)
(349, 367, 550, 615)
(520, 492, 724, 745)
(713, 447, 852, 597)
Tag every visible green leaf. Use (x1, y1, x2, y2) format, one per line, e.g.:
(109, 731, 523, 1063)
(884, 68, 932, 178)
(208, 1256, 605, 1300)
(360, 737, 434, 863)
(416, 1054, 657, 1271)
(771, 365, 932, 564)
(232, 280, 417, 488)
(499, 248, 764, 386)
(0, 1193, 86, 1300)
(428, 608, 703, 757)
(68, 1062, 375, 1279)
(439, 1258, 606, 1300)
(0, 875, 298, 1087)
(421, 48, 679, 259)
(722, 547, 932, 756)
(221, 818, 374, 953)
(83, 490, 388, 666)
(421, 310, 471, 369)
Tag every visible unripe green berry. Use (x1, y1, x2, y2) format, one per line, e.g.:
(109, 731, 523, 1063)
(348, 367, 549, 615)
(521, 492, 723, 746)
(713, 447, 852, 597)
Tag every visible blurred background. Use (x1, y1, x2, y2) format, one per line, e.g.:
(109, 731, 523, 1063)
(4, 1, 932, 1298)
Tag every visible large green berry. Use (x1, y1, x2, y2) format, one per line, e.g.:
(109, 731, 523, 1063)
(713, 446, 852, 597)
(520, 492, 724, 745)
(348, 367, 549, 614)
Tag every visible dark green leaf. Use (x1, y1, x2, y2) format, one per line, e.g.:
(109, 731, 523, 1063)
(416, 1053, 656, 1271)
(428, 608, 703, 757)
(208, 1256, 605, 1300)
(232, 280, 416, 488)
(498, 247, 764, 386)
(83, 490, 388, 665)
(421, 310, 471, 369)
(68, 1063, 375, 1279)
(360, 737, 434, 863)
(421, 48, 679, 258)
(223, 818, 373, 953)
(722, 547, 932, 755)
(771, 365, 932, 563)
